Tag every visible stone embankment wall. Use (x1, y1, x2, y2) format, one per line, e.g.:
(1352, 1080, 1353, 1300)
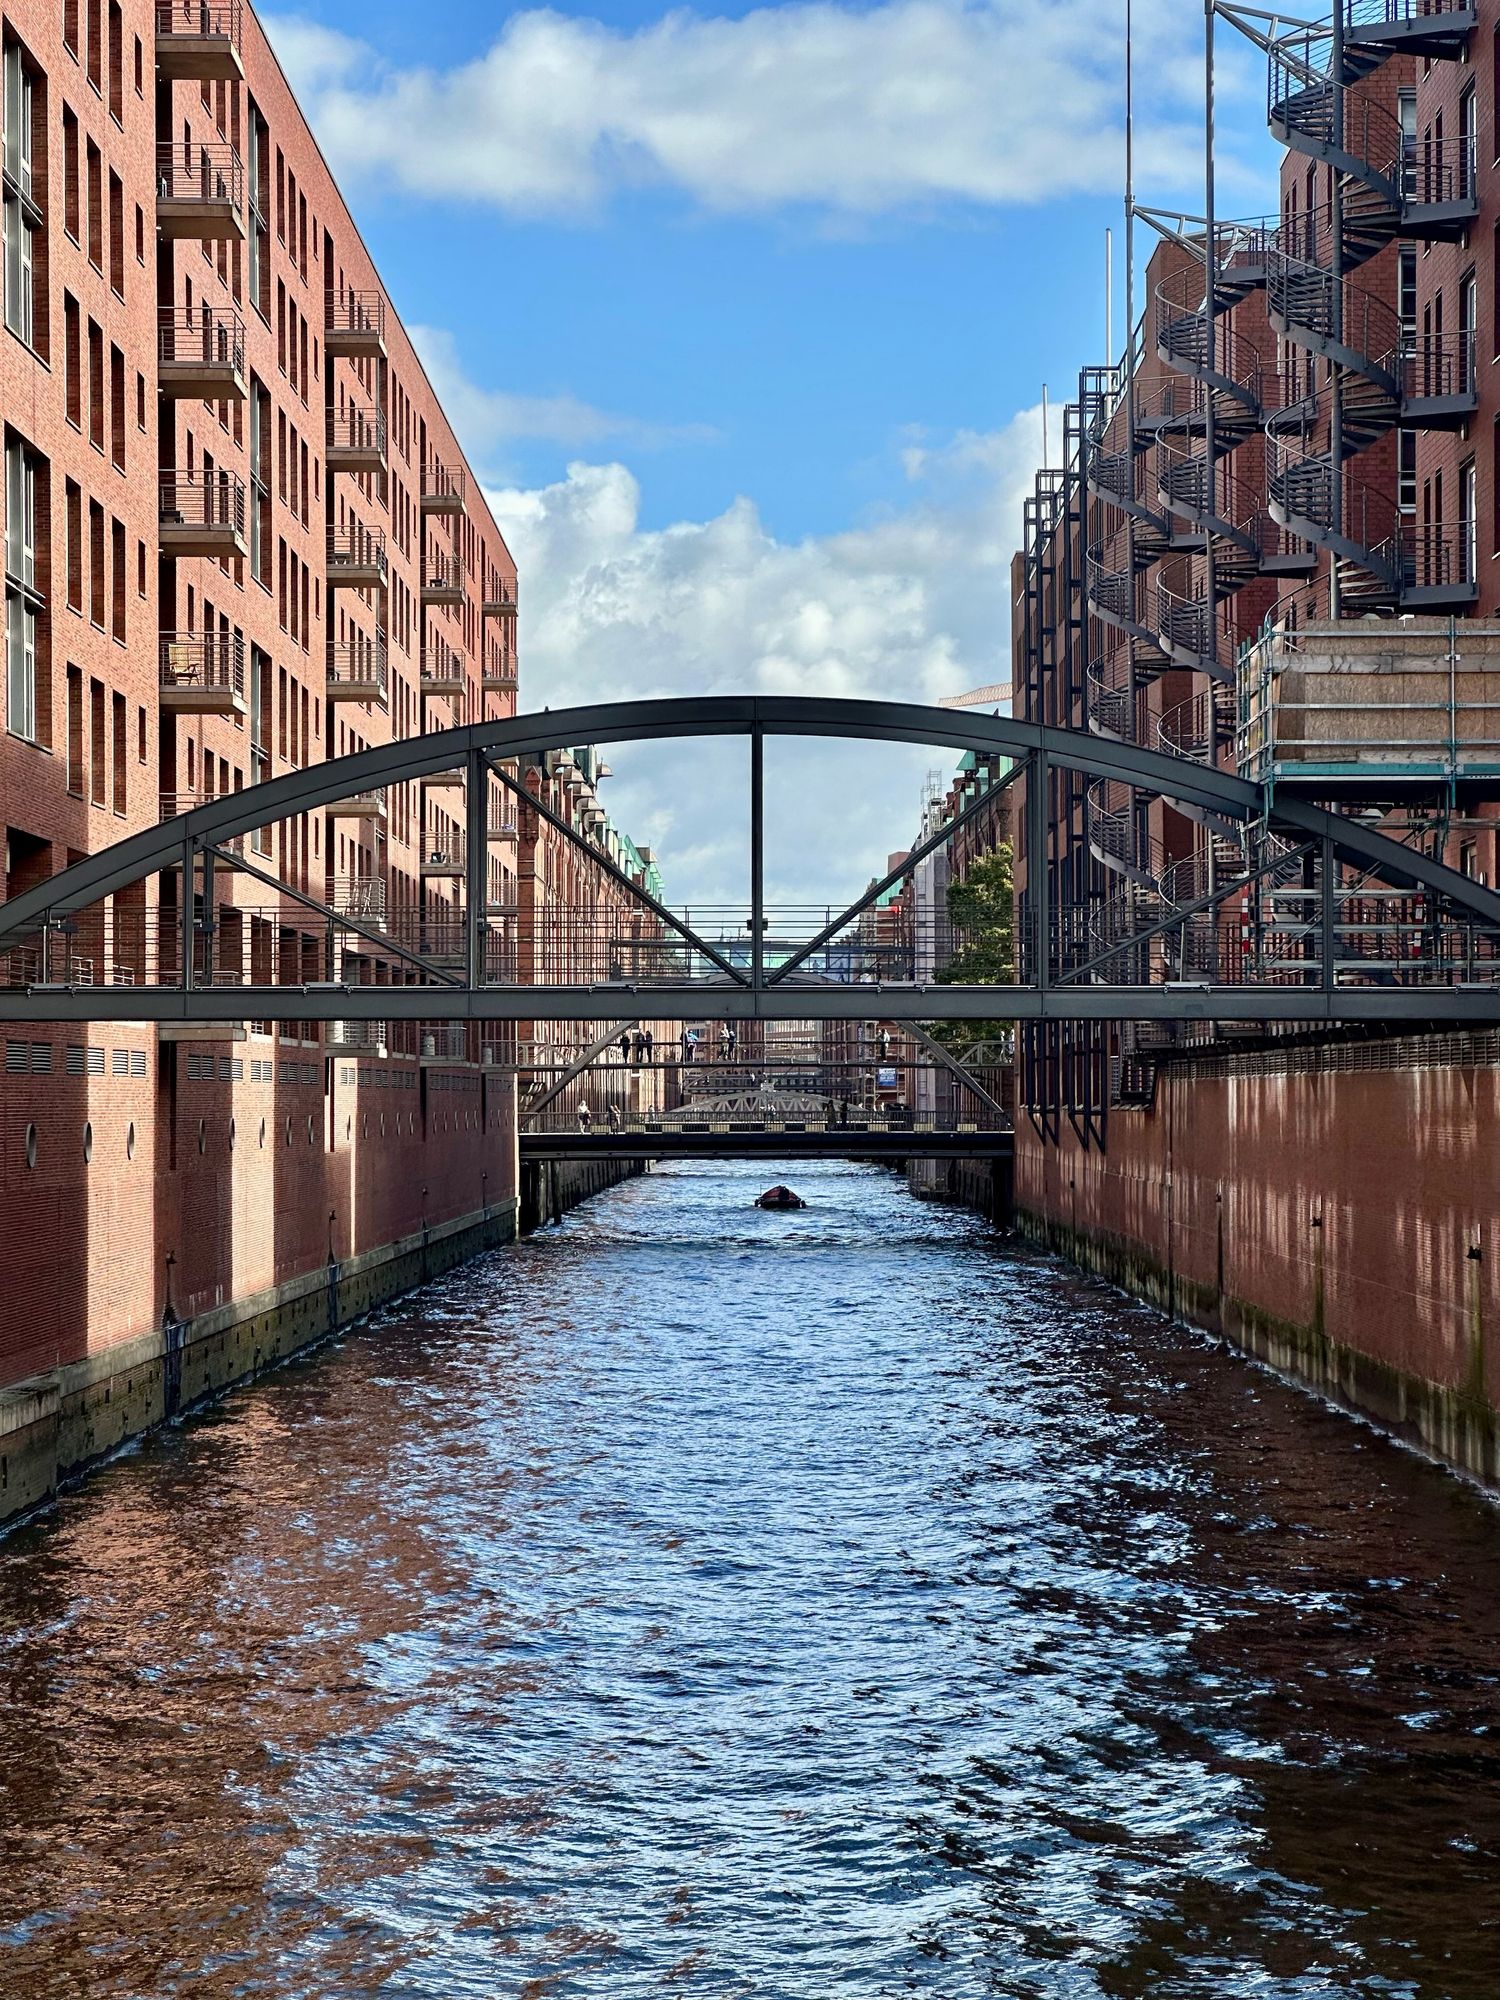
(1015, 1041, 1500, 1489)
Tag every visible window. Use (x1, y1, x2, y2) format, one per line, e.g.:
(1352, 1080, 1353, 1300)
(107, 1, 122, 124)
(85, 136, 100, 268)
(89, 676, 104, 803)
(250, 376, 271, 586)
(86, 0, 101, 92)
(3, 39, 41, 350)
(66, 664, 83, 793)
(1399, 88, 1417, 199)
(247, 100, 270, 319)
(1460, 458, 1477, 584)
(62, 105, 79, 238)
(88, 318, 103, 449)
(109, 343, 125, 468)
(110, 516, 124, 640)
(64, 0, 79, 57)
(1460, 82, 1476, 200)
(4, 435, 41, 742)
(65, 478, 82, 609)
(108, 169, 123, 294)
(63, 292, 80, 424)
(111, 689, 125, 811)
(88, 497, 104, 626)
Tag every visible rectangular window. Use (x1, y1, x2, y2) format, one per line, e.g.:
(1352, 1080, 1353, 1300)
(108, 169, 123, 294)
(85, 136, 100, 267)
(86, 0, 101, 93)
(109, 343, 125, 468)
(62, 105, 79, 238)
(3, 40, 40, 350)
(63, 291, 80, 424)
(107, 2, 122, 123)
(88, 318, 103, 450)
(1460, 82, 1476, 200)
(4, 434, 41, 742)
(250, 376, 271, 586)
(65, 478, 82, 609)
(64, 0, 79, 57)
(247, 100, 270, 320)
(88, 497, 104, 626)
(89, 675, 104, 804)
(111, 688, 125, 811)
(110, 516, 124, 640)
(1460, 458, 1477, 584)
(66, 664, 83, 793)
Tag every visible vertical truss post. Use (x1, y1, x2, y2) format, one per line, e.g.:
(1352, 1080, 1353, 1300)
(1203, 0, 1219, 689)
(181, 830, 195, 992)
(1328, 0, 1345, 618)
(1321, 834, 1336, 993)
(201, 843, 215, 986)
(750, 724, 765, 994)
(466, 749, 487, 992)
(1028, 748, 1051, 992)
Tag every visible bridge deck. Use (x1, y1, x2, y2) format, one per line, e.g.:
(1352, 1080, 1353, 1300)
(521, 1128, 1013, 1161)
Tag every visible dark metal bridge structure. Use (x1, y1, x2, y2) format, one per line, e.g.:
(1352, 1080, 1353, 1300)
(2, 695, 1500, 1028)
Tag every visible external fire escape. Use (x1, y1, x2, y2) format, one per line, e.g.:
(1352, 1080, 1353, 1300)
(1071, 0, 1477, 1105)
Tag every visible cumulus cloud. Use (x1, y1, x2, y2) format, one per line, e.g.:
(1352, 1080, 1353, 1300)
(265, 0, 1252, 221)
(484, 406, 1042, 903)
(409, 325, 719, 452)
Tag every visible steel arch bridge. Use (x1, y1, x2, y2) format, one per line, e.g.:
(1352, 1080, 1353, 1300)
(1, 694, 1499, 1024)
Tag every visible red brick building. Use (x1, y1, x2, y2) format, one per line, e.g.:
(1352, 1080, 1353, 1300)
(0, 0, 541, 1514)
(1014, 1, 1500, 1484)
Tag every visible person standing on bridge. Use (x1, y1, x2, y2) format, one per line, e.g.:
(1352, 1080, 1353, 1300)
(608, 1101, 621, 1132)
(618, 1031, 631, 1064)
(577, 1101, 592, 1132)
(643, 1028, 654, 1063)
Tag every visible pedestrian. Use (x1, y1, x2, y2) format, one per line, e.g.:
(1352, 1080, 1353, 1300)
(682, 1029, 694, 1064)
(577, 1100, 591, 1131)
(618, 1031, 631, 1064)
(608, 1101, 621, 1132)
(643, 1028, 654, 1061)
(632, 1031, 646, 1067)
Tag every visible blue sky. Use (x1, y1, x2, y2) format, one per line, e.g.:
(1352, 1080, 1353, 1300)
(267, 0, 1279, 900)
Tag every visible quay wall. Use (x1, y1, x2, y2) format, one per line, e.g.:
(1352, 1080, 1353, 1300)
(1014, 1048, 1500, 1489)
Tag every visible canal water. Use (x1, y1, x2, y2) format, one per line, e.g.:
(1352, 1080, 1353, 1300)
(1, 1160, 1498, 1999)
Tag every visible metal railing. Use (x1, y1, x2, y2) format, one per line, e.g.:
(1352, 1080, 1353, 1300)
(328, 525, 388, 577)
(328, 407, 387, 458)
(327, 638, 389, 695)
(155, 0, 242, 42)
(159, 472, 246, 536)
(326, 289, 386, 343)
(422, 553, 465, 596)
(158, 304, 245, 376)
(160, 632, 245, 697)
(420, 644, 465, 689)
(156, 141, 243, 211)
(423, 462, 466, 507)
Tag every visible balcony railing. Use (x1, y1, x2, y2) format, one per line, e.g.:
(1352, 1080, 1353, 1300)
(483, 585, 519, 620)
(327, 406, 388, 470)
(156, 142, 245, 240)
(155, 0, 244, 80)
(421, 462, 466, 515)
(160, 632, 246, 714)
(327, 525, 388, 588)
(325, 289, 386, 355)
(159, 790, 244, 855)
(421, 553, 465, 604)
(328, 1019, 388, 1053)
(159, 472, 247, 556)
(420, 644, 465, 695)
(420, 830, 467, 876)
(418, 1025, 469, 1064)
(158, 305, 246, 399)
(327, 639, 389, 703)
(329, 876, 388, 922)
(483, 650, 520, 693)
(324, 788, 387, 820)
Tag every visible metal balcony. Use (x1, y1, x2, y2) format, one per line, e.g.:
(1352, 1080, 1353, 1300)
(418, 1025, 469, 1065)
(160, 633, 246, 716)
(327, 406, 387, 475)
(159, 791, 244, 857)
(325, 289, 386, 358)
(420, 645, 466, 698)
(327, 639, 389, 706)
(483, 586, 518, 621)
(158, 306, 246, 401)
(156, 142, 245, 241)
(329, 876, 387, 923)
(324, 789, 387, 822)
(328, 1019, 388, 1054)
(420, 831, 466, 878)
(483, 651, 520, 694)
(421, 553, 465, 608)
(327, 526, 388, 594)
(159, 473, 247, 559)
(154, 0, 244, 82)
(421, 462, 466, 517)
(420, 768, 465, 796)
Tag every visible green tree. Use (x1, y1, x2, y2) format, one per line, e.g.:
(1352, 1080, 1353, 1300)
(931, 843, 1014, 1054)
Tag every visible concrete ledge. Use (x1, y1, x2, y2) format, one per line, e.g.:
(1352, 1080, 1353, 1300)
(0, 1199, 519, 1532)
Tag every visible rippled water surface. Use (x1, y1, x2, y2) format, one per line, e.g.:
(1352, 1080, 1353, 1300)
(2, 1160, 1500, 1998)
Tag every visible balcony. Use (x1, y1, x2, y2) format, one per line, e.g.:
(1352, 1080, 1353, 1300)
(327, 406, 387, 476)
(325, 289, 386, 359)
(156, 141, 245, 241)
(154, 0, 244, 81)
(327, 525, 388, 595)
(158, 306, 246, 402)
(160, 632, 246, 716)
(420, 831, 466, 879)
(422, 462, 466, 517)
(488, 810, 520, 846)
(328, 1019, 388, 1054)
(324, 789, 387, 823)
(483, 586, 518, 622)
(420, 644, 466, 699)
(327, 638, 389, 706)
(420, 768, 465, 796)
(329, 875, 388, 924)
(159, 472, 247, 559)
(159, 790, 243, 857)
(421, 552, 465, 608)
(418, 1025, 469, 1065)
(483, 650, 519, 695)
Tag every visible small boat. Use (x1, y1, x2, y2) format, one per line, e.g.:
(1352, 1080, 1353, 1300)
(755, 1184, 806, 1211)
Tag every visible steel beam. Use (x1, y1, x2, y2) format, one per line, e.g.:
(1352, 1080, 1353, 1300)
(520, 1129, 1014, 1162)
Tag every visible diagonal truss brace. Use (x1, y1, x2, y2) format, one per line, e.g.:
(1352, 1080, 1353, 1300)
(769, 757, 1024, 985)
(486, 756, 748, 986)
(522, 1020, 639, 1124)
(902, 1020, 1012, 1126)
(203, 841, 465, 987)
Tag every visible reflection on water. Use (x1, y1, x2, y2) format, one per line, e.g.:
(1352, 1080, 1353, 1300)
(1, 1159, 1498, 1998)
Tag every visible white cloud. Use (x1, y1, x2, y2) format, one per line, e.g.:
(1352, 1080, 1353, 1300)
(266, 1, 1261, 221)
(409, 325, 718, 452)
(485, 406, 1042, 903)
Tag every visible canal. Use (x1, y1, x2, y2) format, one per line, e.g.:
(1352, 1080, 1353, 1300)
(1, 1159, 1498, 1997)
